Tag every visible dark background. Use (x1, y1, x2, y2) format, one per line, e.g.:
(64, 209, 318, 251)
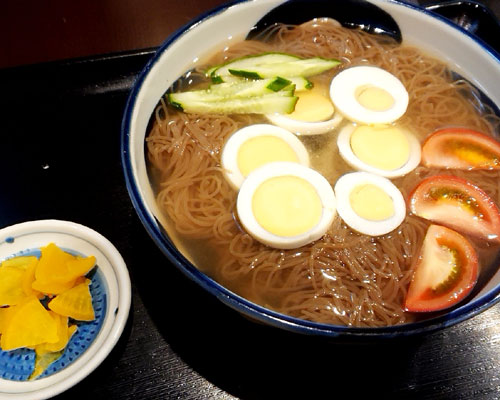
(2, 1, 500, 399)
(2, 0, 499, 69)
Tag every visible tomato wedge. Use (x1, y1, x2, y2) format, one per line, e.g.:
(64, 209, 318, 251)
(422, 127, 500, 169)
(405, 224, 478, 312)
(408, 175, 500, 242)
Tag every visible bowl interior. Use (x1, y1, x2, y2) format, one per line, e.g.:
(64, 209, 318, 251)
(122, 0, 500, 337)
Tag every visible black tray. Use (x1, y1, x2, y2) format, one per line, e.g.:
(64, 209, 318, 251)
(2, 2, 500, 399)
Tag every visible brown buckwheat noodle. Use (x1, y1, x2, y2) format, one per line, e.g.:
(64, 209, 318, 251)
(146, 19, 500, 327)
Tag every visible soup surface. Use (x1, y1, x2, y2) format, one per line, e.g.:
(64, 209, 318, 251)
(146, 19, 500, 327)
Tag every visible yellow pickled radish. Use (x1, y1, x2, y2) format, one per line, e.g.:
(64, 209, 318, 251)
(73, 276, 87, 286)
(66, 256, 96, 280)
(21, 258, 44, 299)
(0, 308, 6, 333)
(32, 277, 77, 296)
(32, 243, 96, 295)
(0, 266, 27, 306)
(0, 243, 96, 366)
(0, 296, 59, 351)
(0, 306, 16, 334)
(31, 323, 77, 379)
(35, 312, 77, 355)
(35, 243, 75, 283)
(48, 279, 95, 321)
(29, 350, 64, 381)
(1, 256, 38, 269)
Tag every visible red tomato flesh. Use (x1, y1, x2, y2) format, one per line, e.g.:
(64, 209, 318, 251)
(405, 224, 478, 312)
(422, 128, 500, 170)
(409, 175, 500, 242)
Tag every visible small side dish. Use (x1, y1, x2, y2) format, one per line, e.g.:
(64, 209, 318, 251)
(0, 219, 130, 400)
(0, 243, 97, 380)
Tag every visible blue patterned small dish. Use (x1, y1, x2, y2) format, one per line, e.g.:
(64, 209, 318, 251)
(0, 220, 131, 400)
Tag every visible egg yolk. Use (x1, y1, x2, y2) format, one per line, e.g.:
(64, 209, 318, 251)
(350, 125, 410, 170)
(349, 184, 395, 221)
(288, 88, 334, 122)
(252, 175, 322, 237)
(355, 85, 395, 111)
(237, 136, 299, 177)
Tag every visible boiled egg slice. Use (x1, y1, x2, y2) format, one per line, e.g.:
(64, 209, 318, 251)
(334, 172, 406, 236)
(337, 123, 421, 178)
(266, 83, 343, 135)
(330, 66, 408, 124)
(237, 161, 336, 249)
(221, 124, 309, 190)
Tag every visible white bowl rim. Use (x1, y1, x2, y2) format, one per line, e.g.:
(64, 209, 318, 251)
(121, 0, 500, 338)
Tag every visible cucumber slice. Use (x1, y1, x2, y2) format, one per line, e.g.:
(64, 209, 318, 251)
(168, 91, 298, 114)
(209, 52, 301, 81)
(283, 77, 312, 91)
(168, 52, 325, 115)
(168, 78, 294, 105)
(210, 76, 311, 92)
(209, 77, 293, 96)
(228, 57, 340, 79)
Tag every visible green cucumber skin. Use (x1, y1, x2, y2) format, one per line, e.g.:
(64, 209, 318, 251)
(170, 52, 332, 114)
(210, 75, 224, 84)
(168, 89, 294, 105)
(209, 52, 302, 80)
(210, 76, 311, 91)
(167, 81, 295, 105)
(210, 53, 340, 82)
(168, 88, 294, 103)
(227, 58, 340, 79)
(209, 77, 292, 96)
(228, 69, 262, 80)
(299, 78, 313, 90)
(265, 76, 292, 91)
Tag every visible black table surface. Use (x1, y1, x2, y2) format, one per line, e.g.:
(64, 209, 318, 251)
(2, 1, 500, 399)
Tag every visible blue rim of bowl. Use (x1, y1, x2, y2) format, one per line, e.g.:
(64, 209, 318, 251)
(121, 0, 500, 338)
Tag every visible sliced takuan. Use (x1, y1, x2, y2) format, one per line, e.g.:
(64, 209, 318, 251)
(66, 255, 96, 280)
(0, 306, 16, 334)
(32, 276, 77, 295)
(0, 266, 28, 306)
(48, 279, 95, 321)
(0, 296, 59, 350)
(1, 256, 38, 269)
(29, 350, 64, 381)
(21, 258, 44, 299)
(35, 312, 78, 355)
(32, 243, 96, 295)
(33, 243, 75, 288)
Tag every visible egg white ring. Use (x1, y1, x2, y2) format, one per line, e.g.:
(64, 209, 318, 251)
(329, 66, 409, 125)
(337, 123, 421, 178)
(334, 171, 406, 236)
(265, 111, 343, 135)
(237, 161, 337, 249)
(221, 124, 310, 190)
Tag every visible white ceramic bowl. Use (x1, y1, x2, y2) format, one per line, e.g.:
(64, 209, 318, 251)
(121, 0, 500, 338)
(0, 220, 131, 399)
